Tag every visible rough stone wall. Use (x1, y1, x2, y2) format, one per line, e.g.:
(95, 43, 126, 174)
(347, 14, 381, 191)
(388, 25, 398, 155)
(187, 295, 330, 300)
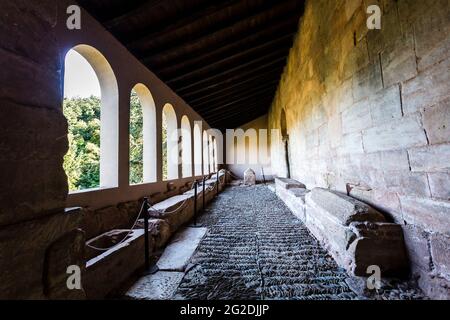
(268, 0, 450, 298)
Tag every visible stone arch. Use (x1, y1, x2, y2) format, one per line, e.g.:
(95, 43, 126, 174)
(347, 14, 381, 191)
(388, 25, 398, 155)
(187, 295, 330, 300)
(63, 44, 119, 191)
(181, 115, 192, 178)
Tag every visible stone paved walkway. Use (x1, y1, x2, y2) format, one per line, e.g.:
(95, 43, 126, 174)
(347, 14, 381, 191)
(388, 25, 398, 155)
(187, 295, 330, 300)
(174, 185, 358, 300)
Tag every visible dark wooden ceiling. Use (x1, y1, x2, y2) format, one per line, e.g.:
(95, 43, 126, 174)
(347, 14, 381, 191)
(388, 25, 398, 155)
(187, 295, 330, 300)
(77, 0, 304, 129)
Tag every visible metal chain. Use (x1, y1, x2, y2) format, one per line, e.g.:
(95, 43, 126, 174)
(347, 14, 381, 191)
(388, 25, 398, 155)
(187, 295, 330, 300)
(147, 180, 197, 215)
(227, 170, 242, 180)
(86, 200, 146, 251)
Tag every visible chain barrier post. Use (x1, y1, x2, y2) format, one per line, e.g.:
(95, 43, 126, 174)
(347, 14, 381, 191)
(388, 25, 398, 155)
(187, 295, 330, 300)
(193, 181, 198, 226)
(142, 197, 150, 272)
(216, 171, 219, 197)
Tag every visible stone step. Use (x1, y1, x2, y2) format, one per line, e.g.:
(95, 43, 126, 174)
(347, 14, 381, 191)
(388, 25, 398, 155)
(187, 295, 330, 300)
(124, 226, 208, 300)
(125, 271, 185, 300)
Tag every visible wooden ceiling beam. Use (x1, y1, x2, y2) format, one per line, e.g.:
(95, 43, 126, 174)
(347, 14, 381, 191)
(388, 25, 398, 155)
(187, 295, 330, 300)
(200, 92, 275, 117)
(78, 0, 305, 129)
(103, 0, 168, 28)
(193, 83, 277, 110)
(176, 57, 286, 94)
(155, 18, 298, 78)
(205, 102, 271, 124)
(215, 109, 268, 129)
(169, 49, 288, 89)
(165, 36, 293, 86)
(206, 103, 270, 126)
(127, 0, 273, 53)
(190, 80, 279, 108)
(77, 0, 150, 22)
(182, 65, 285, 100)
(140, 0, 303, 67)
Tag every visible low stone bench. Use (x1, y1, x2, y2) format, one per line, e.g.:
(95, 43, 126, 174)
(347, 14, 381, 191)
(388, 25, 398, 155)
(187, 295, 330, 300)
(149, 194, 195, 233)
(275, 177, 306, 190)
(84, 229, 145, 298)
(305, 188, 408, 277)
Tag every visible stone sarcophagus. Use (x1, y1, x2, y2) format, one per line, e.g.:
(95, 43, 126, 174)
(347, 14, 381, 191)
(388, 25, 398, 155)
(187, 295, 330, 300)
(274, 177, 409, 278)
(244, 168, 256, 186)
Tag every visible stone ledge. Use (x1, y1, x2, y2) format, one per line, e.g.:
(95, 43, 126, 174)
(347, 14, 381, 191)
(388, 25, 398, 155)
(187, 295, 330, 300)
(275, 177, 306, 190)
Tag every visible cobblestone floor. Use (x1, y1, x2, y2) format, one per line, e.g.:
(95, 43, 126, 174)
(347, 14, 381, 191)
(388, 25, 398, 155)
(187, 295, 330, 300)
(174, 184, 358, 300)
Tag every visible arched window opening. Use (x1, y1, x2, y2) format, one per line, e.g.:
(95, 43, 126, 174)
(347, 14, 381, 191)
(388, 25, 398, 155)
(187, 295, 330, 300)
(129, 84, 156, 185)
(63, 45, 118, 192)
(203, 130, 210, 174)
(193, 122, 202, 176)
(162, 104, 178, 180)
(181, 116, 192, 178)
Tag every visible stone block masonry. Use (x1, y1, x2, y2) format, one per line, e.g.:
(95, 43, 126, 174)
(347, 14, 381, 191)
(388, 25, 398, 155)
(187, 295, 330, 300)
(268, 0, 450, 299)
